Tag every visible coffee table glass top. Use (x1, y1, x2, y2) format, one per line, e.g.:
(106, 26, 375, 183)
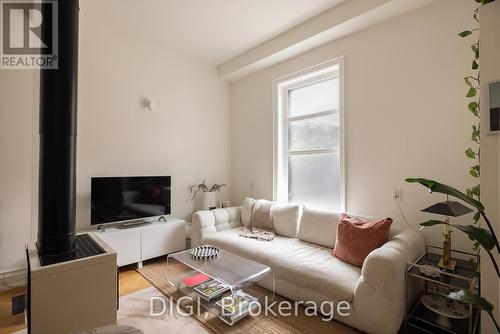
(167, 247, 271, 288)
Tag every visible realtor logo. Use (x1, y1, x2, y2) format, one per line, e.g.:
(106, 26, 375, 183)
(1, 0, 58, 69)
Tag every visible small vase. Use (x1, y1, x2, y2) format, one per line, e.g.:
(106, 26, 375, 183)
(202, 192, 216, 210)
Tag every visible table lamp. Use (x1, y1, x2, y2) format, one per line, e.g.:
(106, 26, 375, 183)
(421, 198, 473, 271)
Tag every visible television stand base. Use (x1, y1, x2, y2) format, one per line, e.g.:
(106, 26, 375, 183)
(87, 218, 187, 267)
(118, 221, 151, 229)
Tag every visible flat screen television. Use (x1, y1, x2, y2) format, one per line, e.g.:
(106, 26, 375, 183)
(91, 176, 171, 225)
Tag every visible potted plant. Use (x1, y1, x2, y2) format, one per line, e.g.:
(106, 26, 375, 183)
(188, 179, 227, 210)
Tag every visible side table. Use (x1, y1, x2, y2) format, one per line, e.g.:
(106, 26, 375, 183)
(405, 245, 480, 334)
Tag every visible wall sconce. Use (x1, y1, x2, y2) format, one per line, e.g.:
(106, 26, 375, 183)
(141, 98, 153, 111)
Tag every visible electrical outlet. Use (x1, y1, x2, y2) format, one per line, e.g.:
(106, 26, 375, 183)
(393, 189, 402, 201)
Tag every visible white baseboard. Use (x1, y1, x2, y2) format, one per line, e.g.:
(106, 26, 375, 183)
(12, 329, 27, 334)
(0, 267, 26, 291)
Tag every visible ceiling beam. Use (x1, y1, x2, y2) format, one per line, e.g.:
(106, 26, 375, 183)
(218, 0, 435, 82)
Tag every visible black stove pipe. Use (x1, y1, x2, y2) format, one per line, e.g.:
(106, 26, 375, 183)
(37, 0, 79, 258)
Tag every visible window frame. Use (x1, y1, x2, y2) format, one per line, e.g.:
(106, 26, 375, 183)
(273, 57, 345, 211)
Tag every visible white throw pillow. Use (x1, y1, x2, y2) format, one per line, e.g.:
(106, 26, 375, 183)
(271, 204, 301, 238)
(298, 207, 339, 248)
(252, 199, 275, 232)
(241, 197, 256, 227)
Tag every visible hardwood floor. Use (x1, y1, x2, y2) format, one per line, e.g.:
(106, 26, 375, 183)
(0, 266, 151, 334)
(119, 265, 152, 296)
(0, 287, 26, 334)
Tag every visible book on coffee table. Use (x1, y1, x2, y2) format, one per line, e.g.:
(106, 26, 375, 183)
(215, 290, 259, 325)
(194, 279, 230, 301)
(182, 273, 210, 287)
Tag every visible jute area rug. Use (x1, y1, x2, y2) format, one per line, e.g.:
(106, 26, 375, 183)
(137, 258, 361, 334)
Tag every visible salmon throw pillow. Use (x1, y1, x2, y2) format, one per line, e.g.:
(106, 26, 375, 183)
(332, 213, 393, 267)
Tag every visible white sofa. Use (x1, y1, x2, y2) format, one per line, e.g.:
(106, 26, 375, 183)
(191, 205, 425, 334)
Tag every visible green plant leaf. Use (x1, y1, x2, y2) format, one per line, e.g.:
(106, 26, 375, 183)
(465, 148, 477, 159)
(473, 211, 481, 222)
(467, 188, 473, 197)
(471, 124, 480, 141)
(455, 224, 495, 250)
(446, 289, 500, 333)
(469, 101, 478, 112)
(470, 170, 479, 178)
(471, 44, 479, 59)
(459, 30, 472, 37)
(420, 220, 448, 227)
(445, 290, 494, 313)
(470, 165, 480, 177)
(471, 185, 480, 197)
(469, 164, 480, 177)
(473, 241, 480, 251)
(405, 178, 484, 212)
(471, 131, 479, 142)
(472, 60, 479, 70)
(465, 77, 473, 86)
(467, 87, 477, 97)
(476, 0, 495, 4)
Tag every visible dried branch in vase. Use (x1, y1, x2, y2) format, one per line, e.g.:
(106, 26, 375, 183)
(187, 179, 227, 201)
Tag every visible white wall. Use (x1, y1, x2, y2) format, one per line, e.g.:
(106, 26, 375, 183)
(0, 70, 36, 273)
(230, 0, 477, 250)
(479, 1, 500, 332)
(0, 1, 231, 274)
(75, 5, 231, 230)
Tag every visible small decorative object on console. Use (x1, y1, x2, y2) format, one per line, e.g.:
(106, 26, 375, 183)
(219, 201, 230, 208)
(191, 245, 220, 259)
(419, 264, 441, 278)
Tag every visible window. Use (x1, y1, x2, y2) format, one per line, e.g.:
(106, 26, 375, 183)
(274, 59, 344, 211)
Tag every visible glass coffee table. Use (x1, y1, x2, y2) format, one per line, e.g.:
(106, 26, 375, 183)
(166, 246, 274, 325)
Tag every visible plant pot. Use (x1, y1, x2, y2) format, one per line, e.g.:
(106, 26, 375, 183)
(202, 191, 216, 210)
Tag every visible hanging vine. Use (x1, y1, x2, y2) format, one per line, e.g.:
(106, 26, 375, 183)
(460, 0, 495, 253)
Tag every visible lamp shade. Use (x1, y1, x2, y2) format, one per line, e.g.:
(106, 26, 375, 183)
(421, 201, 473, 217)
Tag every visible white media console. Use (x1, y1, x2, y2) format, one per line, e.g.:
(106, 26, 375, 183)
(91, 218, 186, 268)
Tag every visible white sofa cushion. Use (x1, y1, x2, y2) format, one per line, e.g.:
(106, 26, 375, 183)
(298, 207, 339, 248)
(203, 227, 361, 302)
(191, 208, 242, 246)
(241, 197, 256, 227)
(226, 207, 241, 224)
(271, 203, 301, 238)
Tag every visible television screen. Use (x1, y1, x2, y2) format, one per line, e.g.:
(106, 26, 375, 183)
(91, 176, 171, 225)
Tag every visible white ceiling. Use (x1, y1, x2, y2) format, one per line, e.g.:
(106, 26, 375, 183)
(81, 0, 345, 65)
